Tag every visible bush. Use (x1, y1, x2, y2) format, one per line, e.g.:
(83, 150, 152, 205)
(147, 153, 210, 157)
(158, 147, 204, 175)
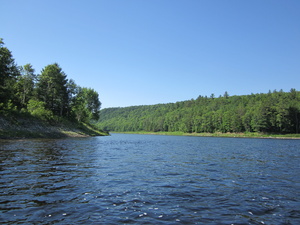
(0, 100, 17, 116)
(27, 99, 53, 121)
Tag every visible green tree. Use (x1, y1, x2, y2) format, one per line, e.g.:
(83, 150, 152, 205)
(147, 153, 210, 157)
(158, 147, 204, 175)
(36, 63, 69, 116)
(72, 87, 101, 122)
(97, 89, 300, 134)
(223, 91, 229, 99)
(27, 99, 53, 121)
(274, 98, 289, 132)
(66, 78, 79, 118)
(16, 64, 36, 108)
(0, 38, 19, 107)
(251, 102, 270, 132)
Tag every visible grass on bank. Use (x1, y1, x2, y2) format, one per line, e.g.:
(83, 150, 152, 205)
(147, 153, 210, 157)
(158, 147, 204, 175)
(0, 113, 109, 139)
(113, 131, 300, 139)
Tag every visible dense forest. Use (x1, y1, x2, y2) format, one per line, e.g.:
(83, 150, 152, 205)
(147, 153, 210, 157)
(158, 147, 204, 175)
(97, 90, 300, 134)
(0, 38, 101, 123)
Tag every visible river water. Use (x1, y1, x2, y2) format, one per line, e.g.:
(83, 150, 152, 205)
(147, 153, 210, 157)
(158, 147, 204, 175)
(0, 133, 299, 224)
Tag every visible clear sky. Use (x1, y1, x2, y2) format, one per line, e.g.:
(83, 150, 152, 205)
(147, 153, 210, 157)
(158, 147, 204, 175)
(1, 0, 300, 108)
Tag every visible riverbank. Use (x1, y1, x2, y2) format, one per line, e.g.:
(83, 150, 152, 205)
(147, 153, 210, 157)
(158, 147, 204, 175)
(113, 131, 300, 139)
(0, 114, 109, 139)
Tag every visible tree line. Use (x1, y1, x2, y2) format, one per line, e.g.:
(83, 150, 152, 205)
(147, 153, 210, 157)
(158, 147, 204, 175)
(97, 89, 300, 134)
(0, 38, 101, 123)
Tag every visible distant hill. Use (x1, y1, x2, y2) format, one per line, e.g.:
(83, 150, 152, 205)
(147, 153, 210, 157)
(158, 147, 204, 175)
(97, 89, 300, 134)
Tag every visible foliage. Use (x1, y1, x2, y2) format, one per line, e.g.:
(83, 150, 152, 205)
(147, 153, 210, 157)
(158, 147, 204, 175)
(0, 38, 20, 106)
(97, 90, 300, 134)
(36, 63, 69, 117)
(71, 87, 101, 122)
(15, 64, 36, 107)
(0, 100, 17, 116)
(0, 38, 102, 125)
(26, 99, 54, 121)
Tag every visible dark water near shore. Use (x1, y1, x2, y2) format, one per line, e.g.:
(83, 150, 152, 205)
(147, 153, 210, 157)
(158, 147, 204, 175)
(0, 134, 300, 224)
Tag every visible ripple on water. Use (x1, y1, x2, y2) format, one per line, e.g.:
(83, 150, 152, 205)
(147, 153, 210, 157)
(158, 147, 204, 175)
(0, 135, 300, 224)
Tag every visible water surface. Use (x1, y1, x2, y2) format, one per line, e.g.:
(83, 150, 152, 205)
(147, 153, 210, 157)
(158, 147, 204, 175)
(1, 134, 300, 224)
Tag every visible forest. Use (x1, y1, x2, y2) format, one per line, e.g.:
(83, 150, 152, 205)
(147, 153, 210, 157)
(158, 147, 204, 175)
(0, 38, 101, 124)
(2, 37, 299, 135)
(97, 89, 300, 134)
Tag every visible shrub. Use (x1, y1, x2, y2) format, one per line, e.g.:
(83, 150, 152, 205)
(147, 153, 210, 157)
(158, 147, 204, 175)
(0, 100, 17, 116)
(27, 99, 53, 121)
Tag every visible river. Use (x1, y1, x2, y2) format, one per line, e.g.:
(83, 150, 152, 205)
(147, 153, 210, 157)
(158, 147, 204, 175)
(0, 133, 300, 224)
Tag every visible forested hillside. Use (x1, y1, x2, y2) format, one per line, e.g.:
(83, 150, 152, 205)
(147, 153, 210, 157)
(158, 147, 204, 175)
(98, 90, 300, 134)
(0, 38, 103, 134)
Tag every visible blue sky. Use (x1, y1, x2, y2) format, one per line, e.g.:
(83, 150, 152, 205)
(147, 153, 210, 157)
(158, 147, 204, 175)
(1, 0, 300, 108)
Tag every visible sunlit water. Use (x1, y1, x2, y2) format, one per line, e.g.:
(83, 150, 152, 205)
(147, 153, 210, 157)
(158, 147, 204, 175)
(0, 133, 300, 224)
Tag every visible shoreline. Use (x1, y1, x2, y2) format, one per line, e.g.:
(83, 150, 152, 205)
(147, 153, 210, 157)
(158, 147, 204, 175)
(111, 131, 300, 140)
(0, 128, 109, 140)
(0, 115, 109, 140)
